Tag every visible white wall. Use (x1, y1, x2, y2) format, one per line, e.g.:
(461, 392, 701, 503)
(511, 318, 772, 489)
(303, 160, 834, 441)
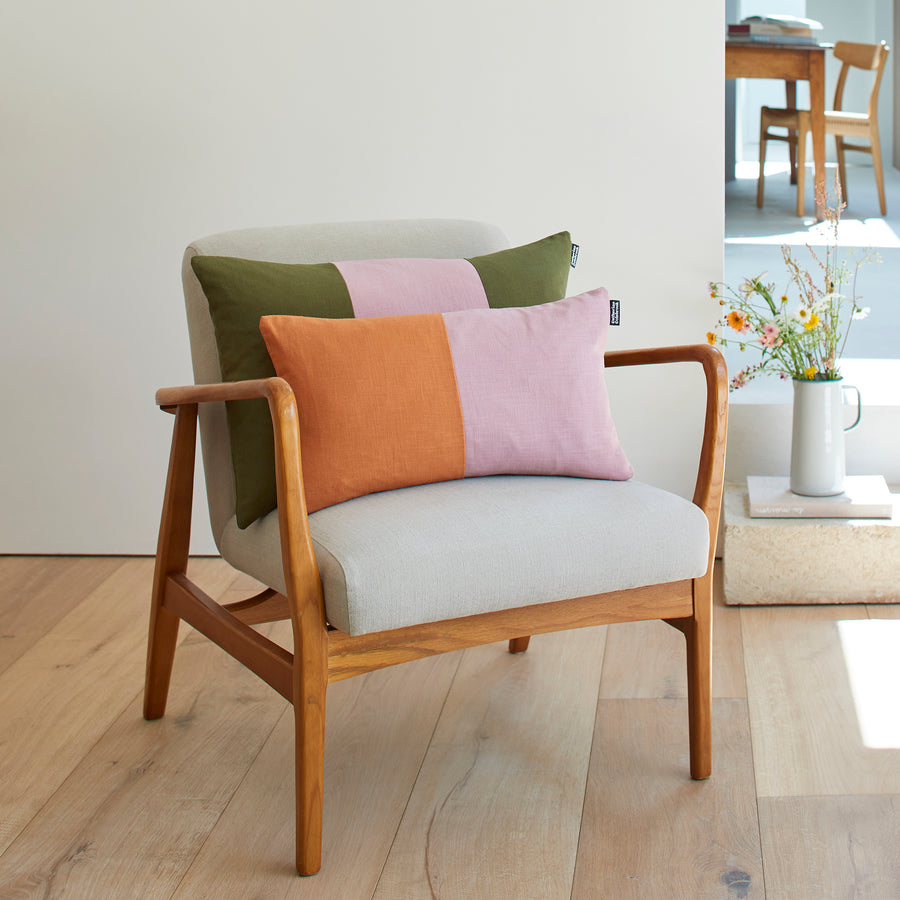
(0, 1, 724, 554)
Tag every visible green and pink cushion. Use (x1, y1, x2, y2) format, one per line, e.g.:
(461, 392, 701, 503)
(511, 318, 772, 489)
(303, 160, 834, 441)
(192, 232, 573, 525)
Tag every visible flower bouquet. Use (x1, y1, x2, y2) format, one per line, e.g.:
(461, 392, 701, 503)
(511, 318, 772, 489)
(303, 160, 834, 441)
(708, 179, 876, 391)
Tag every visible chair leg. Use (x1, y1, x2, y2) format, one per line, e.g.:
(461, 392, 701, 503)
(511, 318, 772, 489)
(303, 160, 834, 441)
(835, 136, 848, 208)
(787, 133, 798, 185)
(796, 128, 807, 217)
(294, 615, 329, 876)
(826, 134, 847, 203)
(144, 405, 197, 720)
(786, 81, 798, 185)
(869, 131, 887, 215)
(144, 592, 182, 720)
(684, 598, 712, 781)
(508, 636, 531, 653)
(757, 115, 768, 208)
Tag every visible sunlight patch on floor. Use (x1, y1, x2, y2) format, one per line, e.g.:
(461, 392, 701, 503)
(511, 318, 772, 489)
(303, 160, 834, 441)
(726, 218, 900, 248)
(838, 619, 900, 750)
(734, 160, 792, 180)
(727, 160, 900, 248)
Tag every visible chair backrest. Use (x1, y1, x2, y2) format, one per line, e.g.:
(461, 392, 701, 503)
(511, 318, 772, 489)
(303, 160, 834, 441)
(832, 41, 890, 117)
(183, 219, 510, 545)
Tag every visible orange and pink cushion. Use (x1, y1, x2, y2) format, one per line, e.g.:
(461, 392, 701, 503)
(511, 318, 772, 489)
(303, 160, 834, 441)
(259, 289, 632, 513)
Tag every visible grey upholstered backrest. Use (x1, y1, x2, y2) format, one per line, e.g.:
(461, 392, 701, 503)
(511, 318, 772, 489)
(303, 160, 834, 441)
(182, 219, 511, 547)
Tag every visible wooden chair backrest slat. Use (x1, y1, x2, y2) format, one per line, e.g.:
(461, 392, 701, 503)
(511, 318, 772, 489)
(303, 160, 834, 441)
(831, 41, 889, 115)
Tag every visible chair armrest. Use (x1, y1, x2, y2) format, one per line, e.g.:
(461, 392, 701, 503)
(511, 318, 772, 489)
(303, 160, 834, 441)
(156, 377, 305, 523)
(605, 344, 729, 532)
(156, 377, 292, 412)
(156, 378, 322, 620)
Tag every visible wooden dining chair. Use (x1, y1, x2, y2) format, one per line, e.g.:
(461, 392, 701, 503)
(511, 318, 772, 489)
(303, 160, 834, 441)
(144, 218, 728, 875)
(757, 41, 890, 215)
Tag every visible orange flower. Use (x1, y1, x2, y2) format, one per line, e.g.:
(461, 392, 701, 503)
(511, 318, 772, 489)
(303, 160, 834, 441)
(726, 310, 750, 333)
(706, 332, 717, 345)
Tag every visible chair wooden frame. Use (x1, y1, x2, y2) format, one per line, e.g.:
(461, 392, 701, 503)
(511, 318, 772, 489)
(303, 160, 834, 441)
(144, 343, 728, 875)
(757, 41, 890, 216)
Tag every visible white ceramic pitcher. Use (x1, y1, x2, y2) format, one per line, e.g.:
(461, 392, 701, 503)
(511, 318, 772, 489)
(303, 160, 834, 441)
(790, 378, 862, 497)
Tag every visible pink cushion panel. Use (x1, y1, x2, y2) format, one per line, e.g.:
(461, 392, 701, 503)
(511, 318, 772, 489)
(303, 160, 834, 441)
(334, 258, 490, 318)
(443, 289, 633, 481)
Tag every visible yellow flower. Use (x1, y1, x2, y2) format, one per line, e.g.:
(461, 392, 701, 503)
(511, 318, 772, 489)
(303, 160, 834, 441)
(804, 312, 820, 331)
(706, 332, 717, 345)
(804, 366, 817, 379)
(781, 295, 789, 303)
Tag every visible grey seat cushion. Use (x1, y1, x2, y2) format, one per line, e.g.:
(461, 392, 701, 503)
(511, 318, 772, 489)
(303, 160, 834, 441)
(219, 476, 710, 636)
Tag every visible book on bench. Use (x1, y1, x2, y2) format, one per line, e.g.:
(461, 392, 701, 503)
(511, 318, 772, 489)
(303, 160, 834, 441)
(747, 475, 895, 519)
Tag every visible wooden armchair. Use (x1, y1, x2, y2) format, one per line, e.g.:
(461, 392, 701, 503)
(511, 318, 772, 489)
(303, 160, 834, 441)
(144, 219, 728, 875)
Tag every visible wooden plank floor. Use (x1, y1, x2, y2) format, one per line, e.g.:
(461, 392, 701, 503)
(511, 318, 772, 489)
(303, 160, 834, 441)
(0, 557, 898, 898)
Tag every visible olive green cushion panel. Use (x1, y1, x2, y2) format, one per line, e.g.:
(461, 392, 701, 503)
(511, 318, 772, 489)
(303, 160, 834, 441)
(472, 231, 572, 308)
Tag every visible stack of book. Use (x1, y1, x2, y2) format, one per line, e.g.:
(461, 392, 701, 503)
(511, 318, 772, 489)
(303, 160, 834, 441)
(727, 14, 823, 45)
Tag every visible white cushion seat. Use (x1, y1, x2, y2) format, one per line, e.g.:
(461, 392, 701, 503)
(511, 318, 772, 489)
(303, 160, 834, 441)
(219, 475, 709, 636)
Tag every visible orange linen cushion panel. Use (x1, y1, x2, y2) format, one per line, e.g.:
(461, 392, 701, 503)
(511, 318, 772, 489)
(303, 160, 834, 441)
(259, 289, 633, 513)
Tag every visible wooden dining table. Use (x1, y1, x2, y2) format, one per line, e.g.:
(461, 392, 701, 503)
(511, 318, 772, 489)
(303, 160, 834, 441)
(726, 41, 830, 218)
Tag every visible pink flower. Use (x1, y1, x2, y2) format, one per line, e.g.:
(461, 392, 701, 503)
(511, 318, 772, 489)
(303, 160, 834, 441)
(758, 322, 782, 347)
(731, 368, 751, 389)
